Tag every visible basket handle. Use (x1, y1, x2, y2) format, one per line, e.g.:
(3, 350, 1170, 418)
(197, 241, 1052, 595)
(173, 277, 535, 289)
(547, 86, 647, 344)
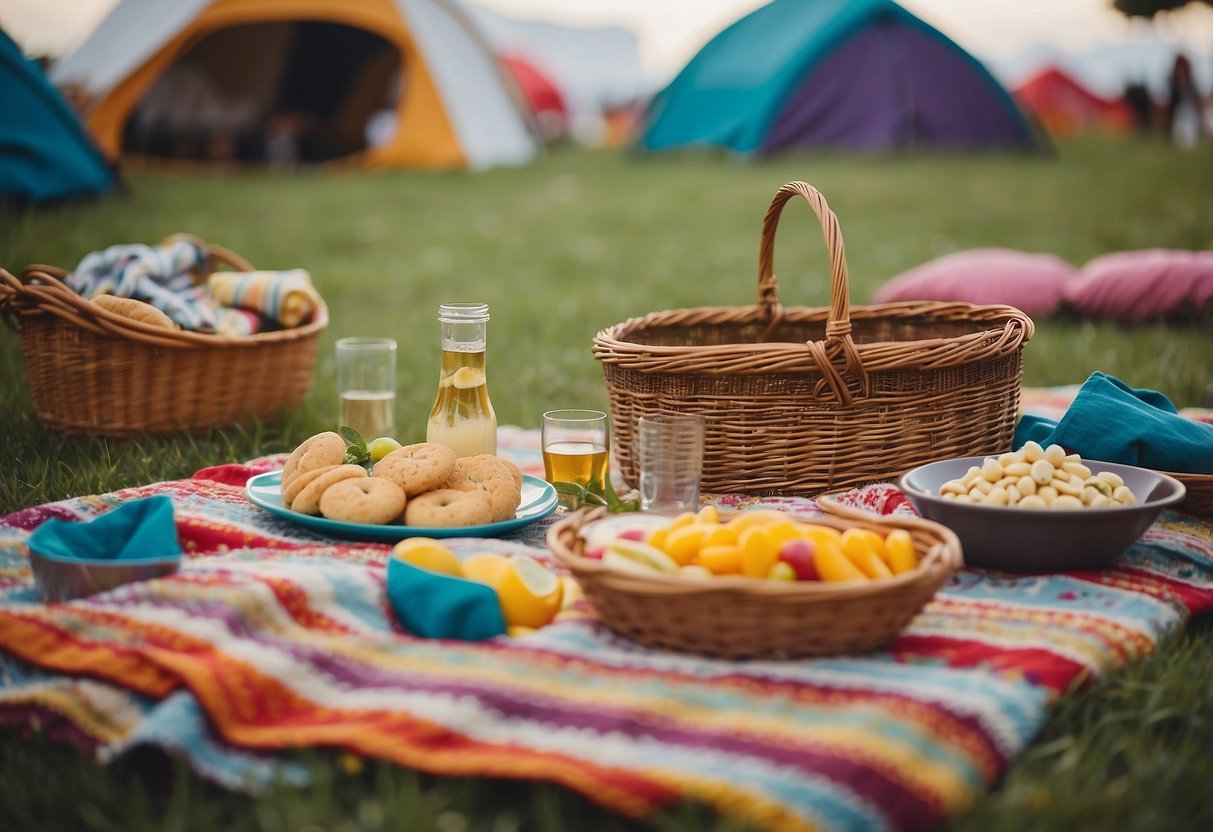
(758, 182, 868, 404)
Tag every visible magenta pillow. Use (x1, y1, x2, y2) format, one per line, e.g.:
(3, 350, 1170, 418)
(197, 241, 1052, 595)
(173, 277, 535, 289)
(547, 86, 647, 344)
(1064, 249, 1213, 321)
(873, 248, 1075, 318)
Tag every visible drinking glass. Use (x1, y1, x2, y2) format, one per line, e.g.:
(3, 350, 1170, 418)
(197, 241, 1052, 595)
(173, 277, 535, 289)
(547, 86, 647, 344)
(336, 337, 397, 440)
(637, 413, 706, 515)
(542, 409, 610, 510)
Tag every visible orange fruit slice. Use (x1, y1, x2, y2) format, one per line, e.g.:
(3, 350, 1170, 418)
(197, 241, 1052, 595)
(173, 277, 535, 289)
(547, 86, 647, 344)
(392, 538, 463, 577)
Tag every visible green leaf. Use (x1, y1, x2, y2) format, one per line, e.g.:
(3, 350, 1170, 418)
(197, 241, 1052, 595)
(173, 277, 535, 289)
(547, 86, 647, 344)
(339, 425, 371, 465)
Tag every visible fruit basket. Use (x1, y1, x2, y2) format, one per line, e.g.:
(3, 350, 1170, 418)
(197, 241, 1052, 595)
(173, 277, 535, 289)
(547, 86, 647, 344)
(545, 504, 963, 660)
(593, 180, 1035, 497)
(0, 237, 327, 437)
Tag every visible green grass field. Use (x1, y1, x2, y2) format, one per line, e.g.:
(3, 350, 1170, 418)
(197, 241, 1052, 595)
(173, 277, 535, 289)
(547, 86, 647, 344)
(1, 137, 1211, 830)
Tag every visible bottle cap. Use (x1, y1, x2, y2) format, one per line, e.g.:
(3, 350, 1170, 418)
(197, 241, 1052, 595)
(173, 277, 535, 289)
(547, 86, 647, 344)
(438, 303, 489, 323)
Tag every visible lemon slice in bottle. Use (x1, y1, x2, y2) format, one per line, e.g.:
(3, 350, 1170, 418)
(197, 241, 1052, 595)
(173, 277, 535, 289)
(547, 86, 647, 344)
(451, 367, 485, 389)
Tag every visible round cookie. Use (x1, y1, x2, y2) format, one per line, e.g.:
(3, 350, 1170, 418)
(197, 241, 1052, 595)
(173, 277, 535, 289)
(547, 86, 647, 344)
(282, 431, 346, 492)
(404, 489, 493, 528)
(91, 294, 176, 329)
(320, 477, 406, 525)
(281, 462, 340, 508)
(445, 455, 522, 523)
(373, 443, 457, 496)
(290, 464, 367, 516)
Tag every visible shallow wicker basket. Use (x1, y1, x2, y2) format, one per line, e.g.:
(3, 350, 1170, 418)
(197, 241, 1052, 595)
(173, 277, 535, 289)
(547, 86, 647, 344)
(0, 239, 327, 437)
(1167, 471, 1213, 517)
(594, 181, 1035, 497)
(545, 503, 963, 660)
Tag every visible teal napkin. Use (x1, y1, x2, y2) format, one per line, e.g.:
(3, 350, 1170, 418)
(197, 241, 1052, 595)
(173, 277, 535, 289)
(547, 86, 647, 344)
(28, 495, 183, 562)
(1014, 372, 1213, 474)
(385, 558, 505, 641)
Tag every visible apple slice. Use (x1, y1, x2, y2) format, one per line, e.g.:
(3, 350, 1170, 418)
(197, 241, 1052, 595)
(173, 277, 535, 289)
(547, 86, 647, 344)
(604, 539, 679, 573)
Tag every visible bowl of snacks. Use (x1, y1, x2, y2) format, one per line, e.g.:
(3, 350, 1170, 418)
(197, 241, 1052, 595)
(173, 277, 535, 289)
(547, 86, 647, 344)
(545, 503, 962, 659)
(899, 442, 1186, 573)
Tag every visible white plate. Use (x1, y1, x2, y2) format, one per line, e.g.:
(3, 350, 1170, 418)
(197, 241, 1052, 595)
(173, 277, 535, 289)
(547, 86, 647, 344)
(245, 471, 559, 541)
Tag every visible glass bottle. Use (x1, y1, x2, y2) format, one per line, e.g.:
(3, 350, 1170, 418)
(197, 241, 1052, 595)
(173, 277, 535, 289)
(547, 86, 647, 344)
(425, 302, 497, 457)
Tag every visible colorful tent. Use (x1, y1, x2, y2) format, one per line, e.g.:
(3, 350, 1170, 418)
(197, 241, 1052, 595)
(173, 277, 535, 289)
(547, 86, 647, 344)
(640, 0, 1038, 154)
(1013, 66, 1133, 137)
(0, 28, 114, 204)
(49, 0, 540, 170)
(500, 53, 568, 140)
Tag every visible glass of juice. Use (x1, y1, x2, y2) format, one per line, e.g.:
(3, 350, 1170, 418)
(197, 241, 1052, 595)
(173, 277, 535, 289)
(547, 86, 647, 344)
(542, 409, 609, 511)
(336, 337, 397, 440)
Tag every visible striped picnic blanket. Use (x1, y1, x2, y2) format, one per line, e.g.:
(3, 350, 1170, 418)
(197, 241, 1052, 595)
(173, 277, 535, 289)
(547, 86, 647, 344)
(1, 431, 1211, 831)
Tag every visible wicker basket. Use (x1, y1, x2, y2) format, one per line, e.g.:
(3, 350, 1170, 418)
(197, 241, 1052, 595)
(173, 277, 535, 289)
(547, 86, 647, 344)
(594, 181, 1035, 497)
(0, 239, 327, 437)
(546, 503, 962, 659)
(1167, 471, 1213, 517)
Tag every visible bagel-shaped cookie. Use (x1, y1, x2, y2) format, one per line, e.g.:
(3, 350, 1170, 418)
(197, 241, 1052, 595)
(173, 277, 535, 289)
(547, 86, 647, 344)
(404, 488, 493, 528)
(91, 294, 176, 329)
(281, 431, 346, 492)
(281, 462, 341, 508)
(290, 464, 367, 516)
(320, 477, 406, 525)
(373, 443, 456, 497)
(444, 455, 522, 523)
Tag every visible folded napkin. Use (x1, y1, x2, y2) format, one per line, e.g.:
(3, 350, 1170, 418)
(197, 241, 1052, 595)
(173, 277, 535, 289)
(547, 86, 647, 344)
(207, 269, 320, 328)
(66, 239, 218, 331)
(385, 558, 505, 641)
(28, 495, 183, 563)
(1014, 372, 1213, 474)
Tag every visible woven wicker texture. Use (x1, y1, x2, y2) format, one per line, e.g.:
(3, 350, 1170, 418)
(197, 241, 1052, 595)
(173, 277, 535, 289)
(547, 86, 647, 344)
(1170, 471, 1213, 517)
(546, 503, 963, 660)
(594, 181, 1035, 496)
(0, 239, 326, 437)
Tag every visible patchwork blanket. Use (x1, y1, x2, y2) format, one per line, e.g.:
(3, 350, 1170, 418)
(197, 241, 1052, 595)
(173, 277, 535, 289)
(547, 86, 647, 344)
(1, 425, 1211, 831)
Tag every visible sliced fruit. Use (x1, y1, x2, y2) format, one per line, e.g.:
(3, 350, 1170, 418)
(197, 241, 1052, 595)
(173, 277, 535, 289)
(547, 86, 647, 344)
(461, 552, 512, 586)
(695, 505, 720, 525)
(392, 538, 463, 577)
(840, 528, 893, 579)
(494, 554, 563, 628)
(602, 550, 661, 575)
(679, 564, 713, 578)
(605, 539, 680, 573)
(728, 509, 793, 531)
(657, 523, 715, 565)
(451, 367, 485, 389)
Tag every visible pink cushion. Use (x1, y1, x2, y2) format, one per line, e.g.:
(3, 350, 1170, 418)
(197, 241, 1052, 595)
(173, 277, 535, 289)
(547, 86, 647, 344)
(873, 248, 1075, 318)
(1064, 249, 1213, 321)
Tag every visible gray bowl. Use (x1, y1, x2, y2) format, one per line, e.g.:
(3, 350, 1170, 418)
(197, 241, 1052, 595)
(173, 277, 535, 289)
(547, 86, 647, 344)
(29, 549, 181, 603)
(900, 456, 1186, 572)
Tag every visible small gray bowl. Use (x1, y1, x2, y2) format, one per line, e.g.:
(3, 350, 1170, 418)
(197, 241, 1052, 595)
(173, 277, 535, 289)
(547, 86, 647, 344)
(900, 456, 1186, 572)
(28, 549, 181, 603)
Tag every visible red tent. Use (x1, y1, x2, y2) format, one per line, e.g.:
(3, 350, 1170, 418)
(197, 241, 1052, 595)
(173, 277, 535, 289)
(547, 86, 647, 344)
(501, 54, 568, 140)
(1014, 66, 1132, 136)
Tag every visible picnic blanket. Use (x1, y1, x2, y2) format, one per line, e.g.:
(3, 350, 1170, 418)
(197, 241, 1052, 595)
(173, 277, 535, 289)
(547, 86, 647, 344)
(1, 424, 1212, 831)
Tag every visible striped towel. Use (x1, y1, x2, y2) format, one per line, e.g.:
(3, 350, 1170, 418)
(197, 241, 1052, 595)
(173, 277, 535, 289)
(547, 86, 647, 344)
(207, 269, 320, 328)
(66, 238, 217, 331)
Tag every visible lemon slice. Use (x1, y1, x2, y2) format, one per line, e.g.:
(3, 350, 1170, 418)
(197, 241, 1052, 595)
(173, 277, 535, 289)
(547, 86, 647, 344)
(392, 538, 463, 576)
(495, 554, 563, 628)
(451, 367, 485, 389)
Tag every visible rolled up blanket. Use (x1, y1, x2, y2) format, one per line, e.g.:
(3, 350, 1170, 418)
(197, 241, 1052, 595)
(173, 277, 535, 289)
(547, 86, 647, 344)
(207, 269, 319, 328)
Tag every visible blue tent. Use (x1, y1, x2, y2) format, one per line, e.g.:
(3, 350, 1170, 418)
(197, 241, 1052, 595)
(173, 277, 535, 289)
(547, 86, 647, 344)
(0, 28, 114, 205)
(640, 0, 1037, 154)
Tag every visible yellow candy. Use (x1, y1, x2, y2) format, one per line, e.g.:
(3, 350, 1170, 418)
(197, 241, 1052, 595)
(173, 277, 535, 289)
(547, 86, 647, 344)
(696, 505, 720, 525)
(659, 523, 716, 565)
(697, 544, 743, 575)
(815, 540, 867, 582)
(739, 527, 780, 578)
(884, 529, 918, 574)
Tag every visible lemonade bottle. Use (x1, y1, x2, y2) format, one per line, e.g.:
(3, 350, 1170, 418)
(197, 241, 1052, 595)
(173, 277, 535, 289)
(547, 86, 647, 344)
(426, 302, 497, 457)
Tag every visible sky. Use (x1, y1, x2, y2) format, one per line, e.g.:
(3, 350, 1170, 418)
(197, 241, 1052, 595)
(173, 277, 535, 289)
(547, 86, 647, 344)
(3, 0, 1212, 85)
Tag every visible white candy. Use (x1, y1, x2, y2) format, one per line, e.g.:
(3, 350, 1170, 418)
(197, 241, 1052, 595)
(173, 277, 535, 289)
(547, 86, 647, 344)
(1044, 444, 1067, 467)
(1030, 459, 1055, 485)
